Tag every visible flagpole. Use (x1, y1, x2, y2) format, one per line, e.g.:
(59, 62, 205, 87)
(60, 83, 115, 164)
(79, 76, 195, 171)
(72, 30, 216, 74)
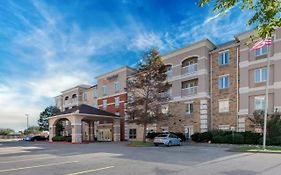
(263, 42, 270, 150)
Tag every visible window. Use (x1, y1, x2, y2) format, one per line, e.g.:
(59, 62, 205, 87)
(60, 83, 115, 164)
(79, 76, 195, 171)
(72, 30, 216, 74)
(93, 88, 97, 98)
(72, 94, 77, 99)
(255, 96, 265, 110)
(255, 68, 267, 83)
(115, 97, 120, 107)
(219, 125, 230, 131)
(256, 45, 267, 56)
(219, 75, 229, 89)
(102, 99, 107, 109)
(129, 129, 137, 139)
(65, 96, 69, 101)
(83, 92, 87, 101)
(219, 51, 229, 65)
(102, 86, 107, 96)
(219, 99, 229, 113)
(114, 82, 121, 93)
(186, 103, 193, 114)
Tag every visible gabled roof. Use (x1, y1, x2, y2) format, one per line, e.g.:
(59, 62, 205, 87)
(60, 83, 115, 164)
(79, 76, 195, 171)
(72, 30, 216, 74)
(58, 104, 119, 117)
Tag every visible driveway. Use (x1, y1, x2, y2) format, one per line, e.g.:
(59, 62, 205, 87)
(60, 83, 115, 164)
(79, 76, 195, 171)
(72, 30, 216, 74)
(0, 141, 280, 175)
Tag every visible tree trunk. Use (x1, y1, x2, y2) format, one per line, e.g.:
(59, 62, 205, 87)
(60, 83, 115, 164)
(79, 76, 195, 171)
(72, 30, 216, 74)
(143, 122, 147, 143)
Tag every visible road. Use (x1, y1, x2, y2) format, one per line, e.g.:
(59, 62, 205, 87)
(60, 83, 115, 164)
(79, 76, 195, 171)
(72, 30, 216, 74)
(0, 141, 280, 175)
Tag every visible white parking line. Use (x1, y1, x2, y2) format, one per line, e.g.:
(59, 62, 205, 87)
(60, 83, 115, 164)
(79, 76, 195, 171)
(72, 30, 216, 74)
(65, 166, 115, 175)
(0, 156, 57, 164)
(0, 161, 79, 173)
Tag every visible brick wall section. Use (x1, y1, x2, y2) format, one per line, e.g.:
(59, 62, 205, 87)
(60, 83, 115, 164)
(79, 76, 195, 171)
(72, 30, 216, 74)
(211, 45, 239, 130)
(97, 93, 127, 140)
(158, 99, 202, 133)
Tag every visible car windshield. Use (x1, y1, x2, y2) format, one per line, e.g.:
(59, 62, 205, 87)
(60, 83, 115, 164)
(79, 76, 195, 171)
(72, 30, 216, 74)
(157, 134, 168, 138)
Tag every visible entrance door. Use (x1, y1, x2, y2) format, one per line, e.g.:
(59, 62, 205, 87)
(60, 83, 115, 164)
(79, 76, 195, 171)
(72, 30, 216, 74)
(97, 129, 112, 141)
(184, 126, 193, 141)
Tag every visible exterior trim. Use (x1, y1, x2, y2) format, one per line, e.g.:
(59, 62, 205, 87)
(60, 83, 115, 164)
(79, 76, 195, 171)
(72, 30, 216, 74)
(167, 69, 208, 82)
(239, 81, 281, 94)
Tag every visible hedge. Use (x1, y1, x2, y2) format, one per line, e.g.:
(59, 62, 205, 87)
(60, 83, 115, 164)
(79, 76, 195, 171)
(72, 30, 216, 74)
(191, 131, 264, 145)
(52, 136, 72, 142)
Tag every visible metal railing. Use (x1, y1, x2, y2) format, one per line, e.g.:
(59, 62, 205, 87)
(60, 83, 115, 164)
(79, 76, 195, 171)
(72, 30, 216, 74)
(181, 86, 198, 97)
(181, 63, 198, 75)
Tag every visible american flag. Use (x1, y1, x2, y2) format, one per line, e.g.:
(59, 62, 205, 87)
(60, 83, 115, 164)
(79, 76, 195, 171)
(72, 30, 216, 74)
(250, 37, 272, 51)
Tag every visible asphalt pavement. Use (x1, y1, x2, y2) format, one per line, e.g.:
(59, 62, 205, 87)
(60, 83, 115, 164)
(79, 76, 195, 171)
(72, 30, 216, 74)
(0, 141, 280, 175)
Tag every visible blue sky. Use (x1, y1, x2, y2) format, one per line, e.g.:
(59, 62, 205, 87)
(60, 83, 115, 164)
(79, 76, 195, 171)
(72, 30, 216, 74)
(0, 0, 252, 131)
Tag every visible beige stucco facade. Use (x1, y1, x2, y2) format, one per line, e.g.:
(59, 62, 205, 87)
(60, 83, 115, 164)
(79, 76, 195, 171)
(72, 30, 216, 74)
(237, 28, 281, 131)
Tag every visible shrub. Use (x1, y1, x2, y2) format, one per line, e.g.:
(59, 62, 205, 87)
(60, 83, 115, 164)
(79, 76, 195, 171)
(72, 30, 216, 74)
(191, 133, 200, 142)
(243, 131, 261, 144)
(146, 132, 162, 139)
(170, 132, 186, 141)
(52, 136, 71, 142)
(233, 133, 244, 144)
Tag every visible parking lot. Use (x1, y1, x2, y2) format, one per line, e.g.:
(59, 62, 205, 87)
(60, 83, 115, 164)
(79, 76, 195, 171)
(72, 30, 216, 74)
(0, 141, 280, 175)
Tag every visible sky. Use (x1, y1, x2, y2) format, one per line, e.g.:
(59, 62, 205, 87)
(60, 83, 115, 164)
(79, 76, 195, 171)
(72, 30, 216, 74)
(0, 0, 253, 131)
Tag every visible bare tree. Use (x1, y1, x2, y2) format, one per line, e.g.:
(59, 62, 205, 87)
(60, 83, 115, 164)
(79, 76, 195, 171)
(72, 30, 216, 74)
(127, 48, 172, 142)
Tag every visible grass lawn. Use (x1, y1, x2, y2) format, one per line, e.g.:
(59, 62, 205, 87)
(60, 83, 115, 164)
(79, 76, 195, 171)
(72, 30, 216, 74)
(128, 141, 154, 147)
(234, 146, 281, 153)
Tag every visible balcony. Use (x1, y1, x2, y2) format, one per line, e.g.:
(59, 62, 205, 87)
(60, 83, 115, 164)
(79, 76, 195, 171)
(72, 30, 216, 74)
(181, 86, 198, 97)
(181, 63, 198, 75)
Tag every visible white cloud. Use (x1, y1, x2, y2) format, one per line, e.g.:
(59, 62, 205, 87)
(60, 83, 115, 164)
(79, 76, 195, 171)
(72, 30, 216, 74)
(0, 0, 125, 131)
(129, 32, 165, 50)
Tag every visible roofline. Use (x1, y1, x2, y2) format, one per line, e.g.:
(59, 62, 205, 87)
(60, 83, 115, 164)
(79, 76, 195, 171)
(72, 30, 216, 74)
(95, 66, 136, 79)
(210, 42, 240, 54)
(49, 113, 119, 119)
(61, 84, 92, 93)
(161, 38, 216, 60)
(234, 29, 256, 41)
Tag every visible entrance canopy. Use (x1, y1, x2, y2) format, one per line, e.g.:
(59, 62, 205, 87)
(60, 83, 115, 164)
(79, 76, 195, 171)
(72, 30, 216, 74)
(48, 104, 120, 143)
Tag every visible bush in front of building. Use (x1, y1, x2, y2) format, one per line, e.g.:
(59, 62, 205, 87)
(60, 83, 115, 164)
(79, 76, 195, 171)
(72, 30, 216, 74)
(191, 131, 262, 145)
(52, 136, 72, 142)
(191, 131, 212, 142)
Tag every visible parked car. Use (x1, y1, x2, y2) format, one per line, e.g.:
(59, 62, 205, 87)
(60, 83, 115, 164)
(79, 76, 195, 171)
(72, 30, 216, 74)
(23, 135, 48, 142)
(153, 133, 181, 147)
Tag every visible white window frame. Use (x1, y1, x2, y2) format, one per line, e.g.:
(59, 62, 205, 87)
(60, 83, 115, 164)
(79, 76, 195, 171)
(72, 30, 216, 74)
(219, 125, 230, 131)
(256, 45, 267, 56)
(102, 99, 107, 109)
(219, 99, 229, 113)
(114, 82, 120, 93)
(254, 96, 265, 110)
(219, 51, 229, 65)
(219, 74, 230, 89)
(93, 88, 97, 98)
(186, 103, 193, 114)
(255, 68, 267, 83)
(102, 86, 107, 96)
(115, 97, 120, 107)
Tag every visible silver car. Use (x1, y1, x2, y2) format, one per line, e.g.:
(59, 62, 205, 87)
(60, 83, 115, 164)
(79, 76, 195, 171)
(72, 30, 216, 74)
(153, 134, 181, 147)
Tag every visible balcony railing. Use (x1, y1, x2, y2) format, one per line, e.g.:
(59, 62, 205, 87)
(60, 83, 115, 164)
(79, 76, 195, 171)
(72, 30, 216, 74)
(181, 86, 198, 97)
(181, 63, 198, 75)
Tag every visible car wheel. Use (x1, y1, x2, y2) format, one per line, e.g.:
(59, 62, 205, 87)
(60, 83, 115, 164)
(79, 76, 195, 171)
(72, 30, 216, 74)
(154, 143, 158, 147)
(167, 141, 172, 147)
(34, 139, 37, 142)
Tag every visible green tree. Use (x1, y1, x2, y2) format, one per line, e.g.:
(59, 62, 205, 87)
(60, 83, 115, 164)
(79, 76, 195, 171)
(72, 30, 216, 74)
(127, 48, 171, 142)
(38, 106, 61, 131)
(0, 128, 15, 135)
(24, 126, 41, 135)
(199, 0, 281, 38)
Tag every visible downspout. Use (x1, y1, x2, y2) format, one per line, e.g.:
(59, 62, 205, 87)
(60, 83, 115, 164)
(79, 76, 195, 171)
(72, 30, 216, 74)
(210, 54, 213, 131)
(236, 46, 239, 132)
